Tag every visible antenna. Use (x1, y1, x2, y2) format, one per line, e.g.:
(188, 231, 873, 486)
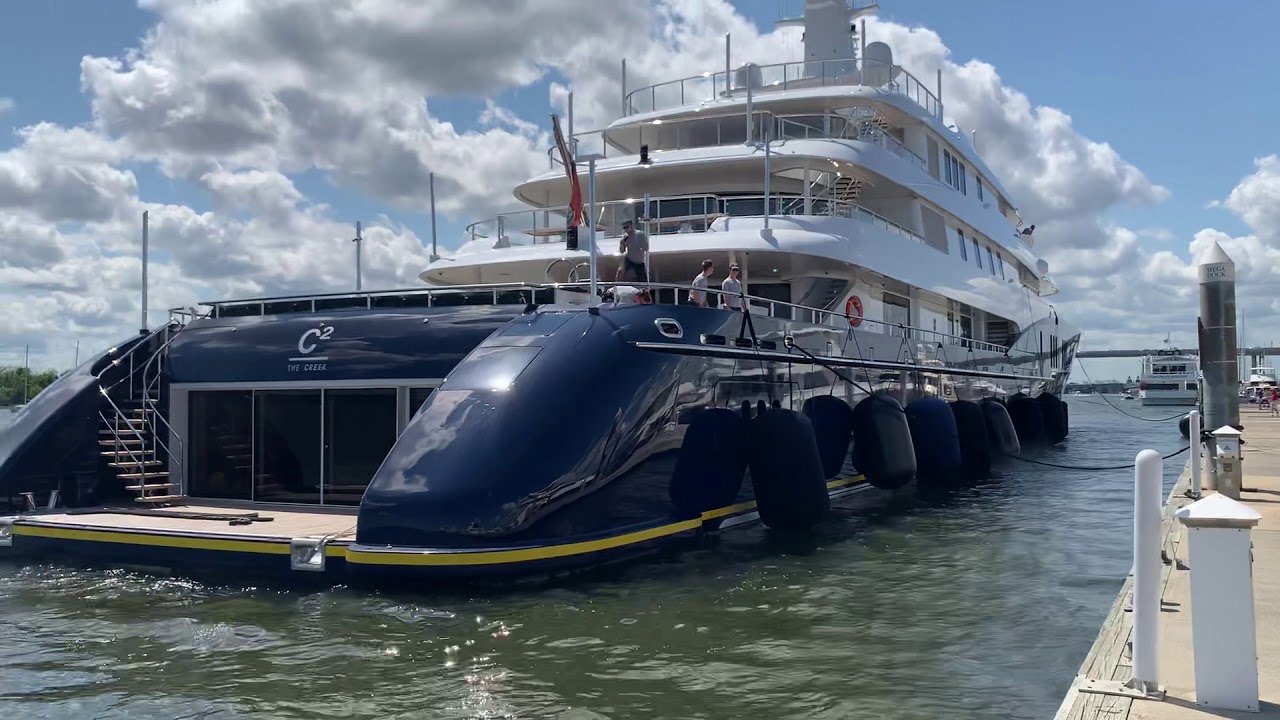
(429, 172, 439, 261)
(140, 210, 149, 334)
(353, 221, 363, 291)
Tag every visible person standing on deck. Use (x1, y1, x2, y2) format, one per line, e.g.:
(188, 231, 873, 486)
(689, 259, 713, 307)
(618, 220, 649, 283)
(721, 263, 743, 311)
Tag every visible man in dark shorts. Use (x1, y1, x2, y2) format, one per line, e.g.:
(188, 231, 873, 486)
(618, 220, 649, 282)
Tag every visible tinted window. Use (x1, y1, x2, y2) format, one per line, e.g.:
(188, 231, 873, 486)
(188, 390, 253, 500)
(410, 387, 435, 415)
(441, 347, 541, 391)
(324, 388, 397, 506)
(254, 390, 322, 504)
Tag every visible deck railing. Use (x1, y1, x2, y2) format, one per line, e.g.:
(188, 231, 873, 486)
(624, 58, 943, 120)
(545, 108, 928, 175)
(180, 280, 1015, 359)
(463, 193, 924, 249)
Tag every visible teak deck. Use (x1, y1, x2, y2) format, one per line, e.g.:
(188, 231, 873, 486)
(24, 503, 358, 541)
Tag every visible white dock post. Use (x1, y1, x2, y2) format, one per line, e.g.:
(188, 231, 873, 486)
(1175, 494, 1262, 712)
(1189, 409, 1202, 498)
(1130, 448, 1164, 697)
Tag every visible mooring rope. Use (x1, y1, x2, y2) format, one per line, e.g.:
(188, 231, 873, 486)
(997, 444, 1191, 472)
(1073, 356, 1189, 423)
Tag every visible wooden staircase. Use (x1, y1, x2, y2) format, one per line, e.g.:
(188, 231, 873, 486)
(97, 323, 185, 505)
(99, 398, 179, 504)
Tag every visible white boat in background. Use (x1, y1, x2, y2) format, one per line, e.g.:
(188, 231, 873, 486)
(1137, 347, 1198, 406)
(1242, 364, 1276, 403)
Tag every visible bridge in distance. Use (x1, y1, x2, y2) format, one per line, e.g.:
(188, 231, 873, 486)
(1074, 346, 1280, 359)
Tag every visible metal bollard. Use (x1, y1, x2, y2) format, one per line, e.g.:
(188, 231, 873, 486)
(1175, 494, 1262, 712)
(1130, 448, 1163, 697)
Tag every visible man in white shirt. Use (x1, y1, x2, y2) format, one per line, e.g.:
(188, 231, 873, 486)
(689, 259, 713, 306)
(721, 263, 742, 311)
(618, 220, 649, 282)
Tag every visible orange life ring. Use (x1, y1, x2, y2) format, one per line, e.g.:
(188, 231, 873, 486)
(845, 295, 863, 327)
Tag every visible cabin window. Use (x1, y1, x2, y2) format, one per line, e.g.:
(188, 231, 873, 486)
(883, 292, 911, 332)
(323, 388, 398, 506)
(957, 229, 968, 261)
(188, 390, 254, 501)
(986, 246, 996, 276)
(972, 238, 982, 269)
(996, 252, 1006, 280)
(944, 151, 967, 194)
(977, 177, 984, 201)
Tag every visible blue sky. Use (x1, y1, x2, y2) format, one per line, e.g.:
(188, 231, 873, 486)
(3, 0, 1270, 249)
(1, 1, 1276, 379)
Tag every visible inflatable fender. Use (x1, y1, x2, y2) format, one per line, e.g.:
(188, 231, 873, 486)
(670, 408, 748, 515)
(745, 408, 830, 531)
(851, 393, 916, 490)
(802, 395, 855, 479)
(980, 397, 1021, 459)
(950, 399, 992, 481)
(906, 397, 963, 488)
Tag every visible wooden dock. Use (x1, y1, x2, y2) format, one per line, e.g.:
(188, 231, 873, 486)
(1056, 409, 1280, 719)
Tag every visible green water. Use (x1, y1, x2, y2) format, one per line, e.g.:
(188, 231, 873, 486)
(0, 400, 1188, 719)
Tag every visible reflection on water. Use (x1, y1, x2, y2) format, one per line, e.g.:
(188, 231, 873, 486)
(0, 399, 1187, 719)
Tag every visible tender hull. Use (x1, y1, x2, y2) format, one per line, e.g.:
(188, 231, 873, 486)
(1, 302, 1077, 583)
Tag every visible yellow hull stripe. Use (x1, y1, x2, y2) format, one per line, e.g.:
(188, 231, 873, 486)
(7, 475, 869, 568)
(346, 475, 869, 567)
(13, 524, 294, 555)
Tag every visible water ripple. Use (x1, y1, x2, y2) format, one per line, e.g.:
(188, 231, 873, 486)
(0, 400, 1185, 719)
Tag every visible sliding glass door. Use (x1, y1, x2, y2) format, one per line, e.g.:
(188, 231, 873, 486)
(187, 385, 422, 505)
(323, 388, 397, 506)
(253, 390, 323, 504)
(188, 390, 253, 500)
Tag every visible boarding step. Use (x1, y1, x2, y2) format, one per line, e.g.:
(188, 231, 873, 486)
(117, 470, 170, 481)
(99, 438, 144, 446)
(100, 426, 146, 436)
(125, 482, 175, 492)
(135, 494, 187, 504)
(108, 459, 164, 468)
(101, 448, 155, 458)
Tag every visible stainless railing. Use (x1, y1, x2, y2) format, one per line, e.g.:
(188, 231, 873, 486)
(624, 58, 943, 120)
(571, 280, 1013, 357)
(98, 323, 176, 400)
(181, 279, 1014, 358)
(140, 326, 185, 483)
(545, 107, 928, 174)
(463, 193, 924, 248)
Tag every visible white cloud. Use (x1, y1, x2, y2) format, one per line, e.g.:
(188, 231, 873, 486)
(0, 0, 1263, 379)
(0, 97, 13, 115)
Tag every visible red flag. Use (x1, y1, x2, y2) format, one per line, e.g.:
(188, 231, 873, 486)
(551, 114, 583, 228)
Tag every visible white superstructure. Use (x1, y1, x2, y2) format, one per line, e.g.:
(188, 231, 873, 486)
(420, 0, 1078, 389)
(1138, 349, 1199, 406)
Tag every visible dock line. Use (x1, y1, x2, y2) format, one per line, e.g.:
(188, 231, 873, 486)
(1073, 358, 1188, 423)
(1000, 444, 1191, 472)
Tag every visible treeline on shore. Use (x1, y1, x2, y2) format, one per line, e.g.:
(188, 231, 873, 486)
(0, 366, 62, 407)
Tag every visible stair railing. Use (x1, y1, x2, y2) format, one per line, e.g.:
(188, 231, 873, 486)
(139, 326, 186, 491)
(97, 389, 153, 481)
(98, 323, 175, 399)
